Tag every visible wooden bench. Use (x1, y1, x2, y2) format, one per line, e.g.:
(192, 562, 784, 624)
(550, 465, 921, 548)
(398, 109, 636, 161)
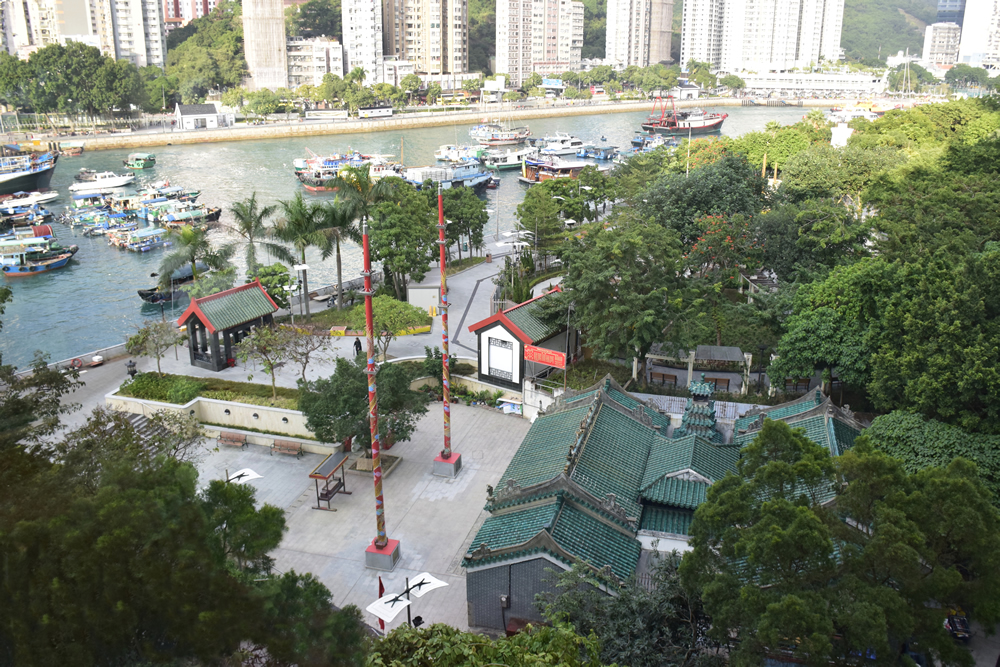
(271, 439, 304, 458)
(705, 377, 730, 393)
(650, 371, 678, 387)
(218, 431, 247, 449)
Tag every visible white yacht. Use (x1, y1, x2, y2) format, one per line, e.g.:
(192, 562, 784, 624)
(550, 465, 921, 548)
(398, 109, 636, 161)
(68, 171, 135, 193)
(537, 132, 586, 156)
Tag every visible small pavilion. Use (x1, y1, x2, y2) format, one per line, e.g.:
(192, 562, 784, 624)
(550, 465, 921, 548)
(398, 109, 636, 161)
(176, 280, 278, 372)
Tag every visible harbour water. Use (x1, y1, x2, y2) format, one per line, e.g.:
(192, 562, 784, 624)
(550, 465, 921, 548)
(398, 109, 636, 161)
(0, 105, 815, 368)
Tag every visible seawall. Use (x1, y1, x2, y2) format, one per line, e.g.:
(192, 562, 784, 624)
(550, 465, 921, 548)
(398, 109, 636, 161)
(66, 98, 843, 152)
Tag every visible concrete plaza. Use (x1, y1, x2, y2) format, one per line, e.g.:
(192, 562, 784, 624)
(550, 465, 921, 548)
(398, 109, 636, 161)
(196, 402, 530, 633)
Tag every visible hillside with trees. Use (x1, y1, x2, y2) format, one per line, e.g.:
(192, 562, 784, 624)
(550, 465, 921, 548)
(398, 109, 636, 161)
(841, 0, 937, 62)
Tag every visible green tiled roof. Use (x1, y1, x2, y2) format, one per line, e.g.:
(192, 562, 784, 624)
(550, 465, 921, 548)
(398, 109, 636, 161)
(608, 388, 673, 432)
(186, 281, 278, 333)
(833, 419, 861, 455)
(498, 402, 593, 490)
(466, 502, 560, 554)
(549, 503, 641, 580)
(733, 389, 823, 433)
(640, 506, 694, 535)
(642, 434, 738, 490)
(571, 404, 653, 519)
(504, 294, 561, 343)
(640, 476, 709, 508)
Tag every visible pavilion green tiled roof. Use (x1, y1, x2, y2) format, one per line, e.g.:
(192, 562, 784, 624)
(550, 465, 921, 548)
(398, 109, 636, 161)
(498, 402, 592, 490)
(833, 420, 862, 455)
(640, 476, 709, 508)
(504, 294, 561, 343)
(571, 404, 655, 519)
(640, 506, 695, 535)
(179, 280, 278, 333)
(641, 434, 739, 491)
(733, 389, 824, 433)
(549, 503, 642, 580)
(466, 502, 560, 554)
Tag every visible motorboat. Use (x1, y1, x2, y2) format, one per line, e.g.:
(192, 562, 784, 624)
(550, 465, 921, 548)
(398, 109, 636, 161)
(434, 144, 483, 164)
(0, 190, 59, 207)
(536, 132, 586, 156)
(401, 162, 493, 191)
(68, 171, 135, 192)
(479, 145, 537, 170)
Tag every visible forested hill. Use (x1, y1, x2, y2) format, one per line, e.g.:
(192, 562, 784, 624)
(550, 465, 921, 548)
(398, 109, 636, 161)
(841, 0, 937, 61)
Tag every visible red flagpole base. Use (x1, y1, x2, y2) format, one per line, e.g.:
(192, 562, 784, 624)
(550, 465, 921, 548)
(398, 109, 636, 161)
(365, 538, 402, 571)
(433, 452, 463, 478)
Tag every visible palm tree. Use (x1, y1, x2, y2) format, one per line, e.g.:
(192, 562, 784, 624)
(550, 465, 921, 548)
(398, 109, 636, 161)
(327, 163, 399, 233)
(158, 226, 235, 287)
(272, 192, 334, 319)
(316, 198, 357, 310)
(226, 192, 291, 277)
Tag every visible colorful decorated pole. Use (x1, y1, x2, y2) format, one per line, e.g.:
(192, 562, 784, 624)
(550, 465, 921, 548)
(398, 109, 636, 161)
(362, 219, 388, 548)
(437, 183, 452, 459)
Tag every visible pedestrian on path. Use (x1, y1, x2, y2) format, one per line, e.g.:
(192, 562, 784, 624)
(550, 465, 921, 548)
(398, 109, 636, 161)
(353, 337, 363, 357)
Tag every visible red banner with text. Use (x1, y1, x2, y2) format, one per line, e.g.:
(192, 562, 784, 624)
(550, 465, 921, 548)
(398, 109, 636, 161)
(524, 344, 566, 369)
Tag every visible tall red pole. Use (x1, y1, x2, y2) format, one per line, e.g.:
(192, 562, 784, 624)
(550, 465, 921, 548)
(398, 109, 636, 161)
(362, 219, 387, 548)
(437, 184, 452, 459)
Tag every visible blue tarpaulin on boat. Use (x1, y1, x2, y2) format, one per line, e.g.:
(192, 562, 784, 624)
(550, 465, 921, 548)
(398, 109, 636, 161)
(132, 227, 163, 238)
(142, 197, 169, 204)
(108, 213, 128, 218)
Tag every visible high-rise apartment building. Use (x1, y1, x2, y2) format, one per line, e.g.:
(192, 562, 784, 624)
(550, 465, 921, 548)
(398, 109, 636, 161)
(683, 0, 842, 71)
(605, 0, 649, 67)
(496, 0, 582, 86)
(342, 0, 383, 83)
(679, 0, 723, 67)
(244, 0, 288, 89)
(163, 0, 217, 25)
(496, 0, 533, 86)
(957, 0, 1000, 67)
(3, 0, 60, 57)
(923, 21, 961, 66)
(287, 35, 344, 86)
(938, 0, 966, 26)
(108, 0, 167, 67)
(531, 0, 584, 75)
(383, 0, 469, 75)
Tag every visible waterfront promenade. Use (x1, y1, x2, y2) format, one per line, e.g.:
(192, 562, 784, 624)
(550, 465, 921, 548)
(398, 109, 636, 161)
(36, 97, 844, 152)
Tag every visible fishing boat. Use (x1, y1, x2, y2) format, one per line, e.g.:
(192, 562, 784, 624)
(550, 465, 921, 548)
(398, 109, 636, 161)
(297, 159, 401, 192)
(292, 150, 371, 175)
(434, 144, 483, 164)
(585, 145, 618, 160)
(640, 96, 728, 136)
(59, 141, 85, 157)
(0, 237, 74, 277)
(470, 122, 532, 146)
(123, 153, 156, 169)
(0, 190, 59, 206)
(75, 168, 98, 181)
(0, 151, 59, 196)
(70, 192, 110, 210)
(159, 201, 221, 226)
(479, 145, 537, 170)
(137, 262, 207, 303)
(69, 171, 135, 193)
(0, 204, 52, 227)
(400, 162, 494, 191)
(109, 226, 169, 252)
(518, 157, 598, 185)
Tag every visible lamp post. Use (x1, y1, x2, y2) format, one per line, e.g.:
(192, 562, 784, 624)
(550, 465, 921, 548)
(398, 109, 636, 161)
(433, 183, 462, 478)
(284, 284, 297, 326)
(757, 344, 768, 394)
(125, 359, 137, 379)
(293, 264, 309, 318)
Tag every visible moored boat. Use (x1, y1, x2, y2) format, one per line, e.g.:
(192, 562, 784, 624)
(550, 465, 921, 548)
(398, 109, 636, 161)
(641, 96, 728, 136)
(0, 151, 59, 196)
(124, 153, 156, 169)
(0, 237, 74, 277)
(534, 132, 586, 156)
(479, 145, 537, 170)
(518, 156, 603, 185)
(400, 162, 493, 191)
(68, 171, 135, 192)
(0, 190, 60, 206)
(434, 144, 483, 164)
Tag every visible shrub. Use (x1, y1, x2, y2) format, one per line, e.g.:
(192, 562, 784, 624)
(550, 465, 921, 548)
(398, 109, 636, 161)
(166, 377, 204, 404)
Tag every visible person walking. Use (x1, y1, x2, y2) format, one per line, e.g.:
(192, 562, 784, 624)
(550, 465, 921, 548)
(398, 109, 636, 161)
(353, 337, 363, 357)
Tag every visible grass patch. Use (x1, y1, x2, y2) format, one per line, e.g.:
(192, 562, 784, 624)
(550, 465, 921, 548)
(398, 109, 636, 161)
(445, 256, 485, 276)
(118, 372, 300, 407)
(281, 304, 432, 330)
(201, 421, 320, 441)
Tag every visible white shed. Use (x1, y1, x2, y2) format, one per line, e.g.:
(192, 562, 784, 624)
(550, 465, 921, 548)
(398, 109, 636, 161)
(174, 103, 236, 130)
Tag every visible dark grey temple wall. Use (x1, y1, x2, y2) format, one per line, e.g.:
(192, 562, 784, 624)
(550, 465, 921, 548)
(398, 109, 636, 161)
(466, 558, 567, 631)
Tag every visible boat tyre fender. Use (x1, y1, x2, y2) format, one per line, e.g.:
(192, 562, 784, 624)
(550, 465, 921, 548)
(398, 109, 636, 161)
(70, 358, 83, 369)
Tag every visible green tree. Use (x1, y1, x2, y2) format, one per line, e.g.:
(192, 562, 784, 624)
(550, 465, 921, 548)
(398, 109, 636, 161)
(538, 555, 717, 667)
(439, 184, 489, 260)
(349, 295, 429, 359)
(556, 218, 685, 379)
(273, 192, 335, 318)
(294, 0, 341, 39)
(299, 356, 427, 454)
(400, 73, 421, 104)
(316, 198, 357, 309)
(220, 85, 247, 110)
(179, 267, 237, 298)
(286, 325, 332, 381)
(516, 182, 565, 266)
(126, 321, 183, 376)
(200, 479, 286, 572)
(247, 88, 280, 117)
(780, 143, 905, 212)
(719, 74, 745, 92)
(227, 192, 291, 276)
(946, 63, 990, 88)
(249, 262, 293, 309)
(368, 181, 435, 300)
(368, 621, 601, 666)
(682, 420, 1000, 667)
(158, 226, 235, 286)
(426, 81, 442, 104)
(236, 324, 296, 400)
(166, 1, 247, 98)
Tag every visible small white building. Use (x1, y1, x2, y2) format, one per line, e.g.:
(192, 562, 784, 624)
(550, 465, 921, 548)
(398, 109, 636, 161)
(669, 82, 702, 99)
(174, 103, 236, 130)
(737, 70, 888, 97)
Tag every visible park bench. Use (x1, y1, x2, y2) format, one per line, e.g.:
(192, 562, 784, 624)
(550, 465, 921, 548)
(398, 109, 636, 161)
(705, 377, 730, 393)
(218, 431, 247, 449)
(271, 439, 304, 458)
(649, 371, 677, 388)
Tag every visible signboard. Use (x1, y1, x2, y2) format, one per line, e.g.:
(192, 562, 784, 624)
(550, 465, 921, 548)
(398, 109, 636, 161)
(484, 79, 506, 91)
(542, 78, 563, 88)
(524, 344, 566, 369)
